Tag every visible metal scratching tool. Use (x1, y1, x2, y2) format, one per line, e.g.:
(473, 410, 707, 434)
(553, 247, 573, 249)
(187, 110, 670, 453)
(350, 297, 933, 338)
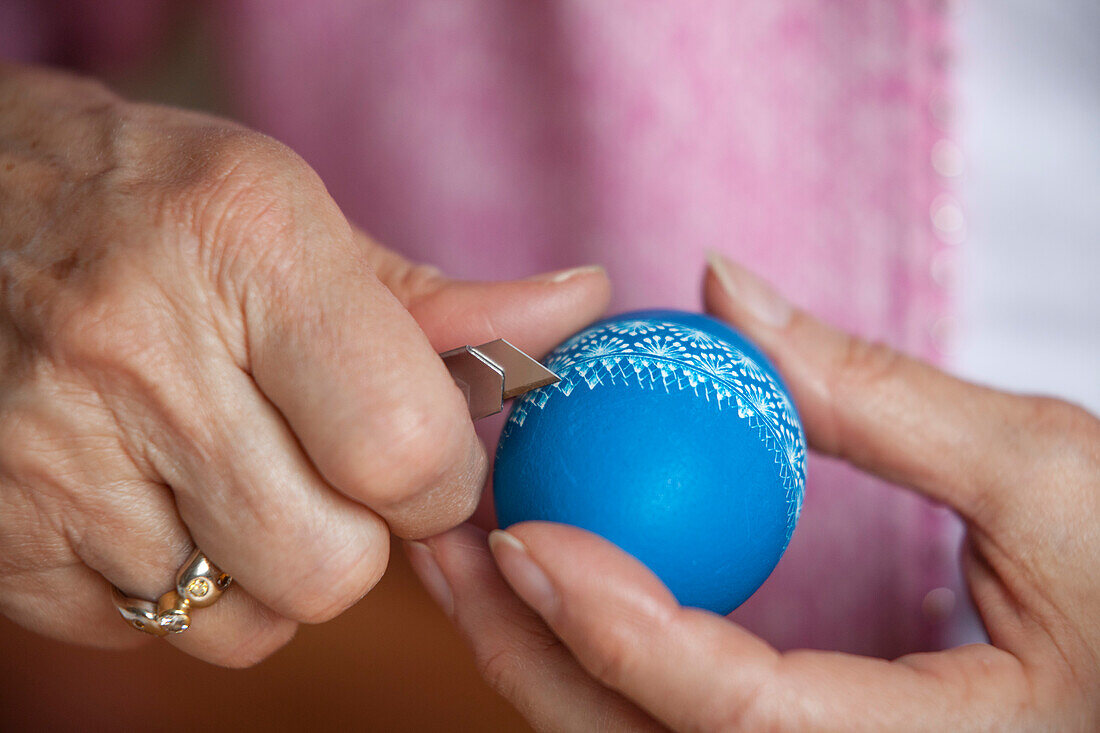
(441, 339, 559, 420)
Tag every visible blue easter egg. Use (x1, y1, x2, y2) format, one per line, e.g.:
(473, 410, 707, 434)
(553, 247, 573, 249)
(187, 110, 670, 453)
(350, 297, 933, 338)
(493, 310, 806, 614)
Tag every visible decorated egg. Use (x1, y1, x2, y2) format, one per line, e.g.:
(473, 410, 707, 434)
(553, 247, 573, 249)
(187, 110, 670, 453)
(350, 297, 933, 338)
(493, 310, 806, 614)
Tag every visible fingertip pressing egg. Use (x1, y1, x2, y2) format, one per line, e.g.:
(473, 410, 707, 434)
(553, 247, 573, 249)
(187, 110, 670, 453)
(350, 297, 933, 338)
(493, 310, 806, 614)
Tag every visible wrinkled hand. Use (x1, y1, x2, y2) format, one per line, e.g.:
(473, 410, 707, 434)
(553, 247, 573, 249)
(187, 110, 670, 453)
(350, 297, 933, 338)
(410, 255, 1100, 731)
(0, 63, 609, 666)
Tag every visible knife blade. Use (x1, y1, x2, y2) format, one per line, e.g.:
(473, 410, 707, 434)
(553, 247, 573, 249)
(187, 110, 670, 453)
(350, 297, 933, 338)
(440, 339, 559, 420)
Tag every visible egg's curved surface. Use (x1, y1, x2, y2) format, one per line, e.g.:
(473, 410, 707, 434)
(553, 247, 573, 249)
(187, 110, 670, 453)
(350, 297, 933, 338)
(493, 310, 806, 614)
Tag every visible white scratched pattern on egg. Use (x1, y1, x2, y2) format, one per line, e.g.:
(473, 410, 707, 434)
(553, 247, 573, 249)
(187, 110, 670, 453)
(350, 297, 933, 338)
(507, 316, 805, 541)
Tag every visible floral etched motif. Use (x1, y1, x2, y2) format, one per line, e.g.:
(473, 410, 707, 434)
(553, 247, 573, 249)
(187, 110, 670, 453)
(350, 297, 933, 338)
(696, 352, 738, 377)
(504, 318, 807, 544)
(680, 329, 727, 351)
(635, 335, 687, 358)
(577, 334, 628, 359)
(614, 320, 663, 336)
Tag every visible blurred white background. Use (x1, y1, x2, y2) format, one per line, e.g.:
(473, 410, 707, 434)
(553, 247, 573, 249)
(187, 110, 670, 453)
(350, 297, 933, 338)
(956, 0, 1100, 413)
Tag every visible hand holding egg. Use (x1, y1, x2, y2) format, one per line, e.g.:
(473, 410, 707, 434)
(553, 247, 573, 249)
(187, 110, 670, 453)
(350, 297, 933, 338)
(409, 256, 1100, 732)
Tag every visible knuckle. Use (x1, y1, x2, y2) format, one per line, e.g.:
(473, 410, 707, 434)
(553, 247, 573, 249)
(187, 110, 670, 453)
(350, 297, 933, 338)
(173, 128, 307, 198)
(1024, 396, 1100, 468)
(585, 617, 645, 690)
(49, 289, 163, 369)
(172, 131, 299, 234)
(154, 128, 338, 279)
(29, 66, 119, 104)
(474, 646, 525, 700)
(44, 298, 196, 451)
(278, 537, 388, 624)
(0, 406, 61, 486)
(710, 680, 783, 733)
(1028, 396, 1095, 435)
(473, 626, 562, 699)
(27, 245, 172, 378)
(1027, 395, 1076, 426)
(394, 262, 447, 298)
(337, 401, 475, 508)
(54, 71, 116, 102)
(694, 642, 783, 733)
(376, 257, 447, 309)
(834, 337, 904, 396)
(211, 618, 298, 669)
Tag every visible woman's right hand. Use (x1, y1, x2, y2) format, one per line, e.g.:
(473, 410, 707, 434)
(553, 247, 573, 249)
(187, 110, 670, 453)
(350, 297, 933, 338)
(0, 62, 609, 666)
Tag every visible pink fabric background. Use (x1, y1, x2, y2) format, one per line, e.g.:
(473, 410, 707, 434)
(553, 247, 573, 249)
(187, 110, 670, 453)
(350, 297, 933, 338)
(4, 0, 972, 657)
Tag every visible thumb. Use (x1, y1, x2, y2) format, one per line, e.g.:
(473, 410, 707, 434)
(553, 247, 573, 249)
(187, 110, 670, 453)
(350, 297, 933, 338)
(360, 234, 611, 357)
(702, 251, 1031, 525)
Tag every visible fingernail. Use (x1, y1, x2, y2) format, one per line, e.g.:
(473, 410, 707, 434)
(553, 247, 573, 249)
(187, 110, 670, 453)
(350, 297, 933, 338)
(487, 530, 558, 618)
(706, 251, 793, 328)
(528, 264, 605, 284)
(404, 541, 454, 617)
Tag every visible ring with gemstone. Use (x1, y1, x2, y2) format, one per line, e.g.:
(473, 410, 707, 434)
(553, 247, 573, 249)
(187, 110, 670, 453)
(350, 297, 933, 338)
(111, 548, 232, 636)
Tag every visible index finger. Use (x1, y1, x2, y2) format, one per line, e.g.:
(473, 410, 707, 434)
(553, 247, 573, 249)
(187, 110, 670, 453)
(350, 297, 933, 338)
(222, 167, 484, 539)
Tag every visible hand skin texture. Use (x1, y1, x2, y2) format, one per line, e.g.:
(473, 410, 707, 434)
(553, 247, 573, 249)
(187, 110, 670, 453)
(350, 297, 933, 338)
(0, 62, 610, 667)
(408, 254, 1100, 731)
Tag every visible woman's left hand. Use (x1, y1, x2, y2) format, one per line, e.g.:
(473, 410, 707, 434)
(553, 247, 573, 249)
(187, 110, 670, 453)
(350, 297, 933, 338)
(407, 256, 1100, 731)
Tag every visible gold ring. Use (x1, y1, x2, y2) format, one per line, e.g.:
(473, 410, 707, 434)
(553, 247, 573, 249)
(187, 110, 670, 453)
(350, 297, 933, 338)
(111, 548, 232, 636)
